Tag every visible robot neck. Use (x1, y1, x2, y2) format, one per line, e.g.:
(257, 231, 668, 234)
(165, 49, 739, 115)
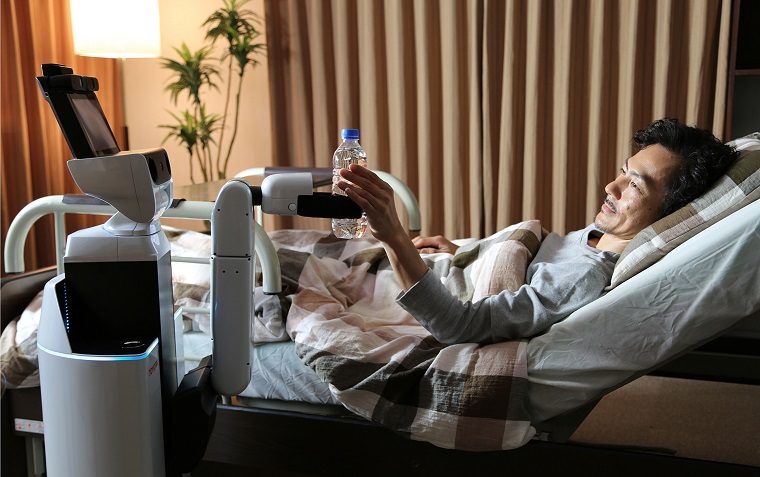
(104, 213, 162, 236)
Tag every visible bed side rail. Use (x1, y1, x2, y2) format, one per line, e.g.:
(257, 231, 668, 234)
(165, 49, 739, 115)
(3, 195, 281, 294)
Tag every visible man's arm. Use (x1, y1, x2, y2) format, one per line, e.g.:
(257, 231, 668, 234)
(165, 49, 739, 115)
(397, 260, 612, 344)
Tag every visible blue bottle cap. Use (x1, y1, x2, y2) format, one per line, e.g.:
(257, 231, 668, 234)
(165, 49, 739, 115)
(340, 128, 360, 140)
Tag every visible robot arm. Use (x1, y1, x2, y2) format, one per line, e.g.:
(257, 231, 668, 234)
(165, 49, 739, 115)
(210, 180, 256, 396)
(210, 173, 362, 395)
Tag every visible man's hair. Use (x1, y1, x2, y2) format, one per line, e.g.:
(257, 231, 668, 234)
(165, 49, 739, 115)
(633, 118, 738, 217)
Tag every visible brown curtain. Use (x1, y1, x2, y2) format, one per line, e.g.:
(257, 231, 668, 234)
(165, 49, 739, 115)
(1, 0, 125, 274)
(264, 0, 731, 237)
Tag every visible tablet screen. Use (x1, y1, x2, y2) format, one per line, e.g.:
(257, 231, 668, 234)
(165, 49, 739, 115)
(69, 93, 120, 156)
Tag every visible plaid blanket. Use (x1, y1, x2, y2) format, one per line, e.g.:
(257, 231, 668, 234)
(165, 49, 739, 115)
(279, 221, 543, 451)
(0, 293, 42, 393)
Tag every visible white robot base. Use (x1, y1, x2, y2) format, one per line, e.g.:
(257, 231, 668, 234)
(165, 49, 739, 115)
(38, 275, 166, 477)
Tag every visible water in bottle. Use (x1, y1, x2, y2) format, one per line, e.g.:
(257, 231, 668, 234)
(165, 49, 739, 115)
(332, 128, 368, 239)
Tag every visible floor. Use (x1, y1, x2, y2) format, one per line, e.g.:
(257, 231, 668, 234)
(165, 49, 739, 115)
(569, 375, 760, 467)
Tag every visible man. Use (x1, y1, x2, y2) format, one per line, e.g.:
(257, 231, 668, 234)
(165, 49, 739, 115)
(336, 118, 737, 344)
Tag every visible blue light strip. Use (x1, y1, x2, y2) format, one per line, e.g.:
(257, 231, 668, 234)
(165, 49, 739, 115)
(38, 339, 159, 362)
(62, 281, 71, 332)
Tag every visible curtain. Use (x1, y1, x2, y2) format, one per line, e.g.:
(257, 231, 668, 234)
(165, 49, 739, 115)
(1, 0, 124, 273)
(264, 0, 731, 238)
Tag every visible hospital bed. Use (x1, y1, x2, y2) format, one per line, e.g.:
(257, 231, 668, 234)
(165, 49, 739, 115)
(2, 162, 760, 476)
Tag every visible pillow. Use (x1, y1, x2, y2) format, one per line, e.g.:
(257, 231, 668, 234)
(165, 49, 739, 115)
(609, 132, 760, 289)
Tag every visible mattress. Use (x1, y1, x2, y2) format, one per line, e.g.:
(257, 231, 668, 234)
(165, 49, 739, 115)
(193, 200, 760, 423)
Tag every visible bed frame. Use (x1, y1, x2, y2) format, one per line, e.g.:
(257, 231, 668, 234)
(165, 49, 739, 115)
(2, 196, 759, 476)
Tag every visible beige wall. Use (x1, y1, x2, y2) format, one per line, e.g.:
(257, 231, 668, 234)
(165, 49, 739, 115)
(123, 0, 271, 186)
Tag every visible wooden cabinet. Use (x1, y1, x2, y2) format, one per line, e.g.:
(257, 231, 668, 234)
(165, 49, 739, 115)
(726, 0, 760, 140)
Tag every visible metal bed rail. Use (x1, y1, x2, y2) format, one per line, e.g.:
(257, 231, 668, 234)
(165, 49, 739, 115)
(3, 196, 282, 296)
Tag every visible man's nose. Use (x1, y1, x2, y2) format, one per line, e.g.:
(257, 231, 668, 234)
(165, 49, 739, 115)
(604, 178, 622, 198)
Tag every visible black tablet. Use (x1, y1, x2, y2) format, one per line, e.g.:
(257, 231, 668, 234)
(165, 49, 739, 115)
(36, 63, 120, 158)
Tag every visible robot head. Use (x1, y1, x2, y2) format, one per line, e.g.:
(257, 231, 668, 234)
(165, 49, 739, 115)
(37, 64, 173, 225)
(68, 149, 173, 224)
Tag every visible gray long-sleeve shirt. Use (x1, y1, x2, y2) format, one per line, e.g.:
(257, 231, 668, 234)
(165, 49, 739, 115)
(396, 225, 619, 344)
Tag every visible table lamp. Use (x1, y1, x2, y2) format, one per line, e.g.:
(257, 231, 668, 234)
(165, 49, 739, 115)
(69, 0, 161, 149)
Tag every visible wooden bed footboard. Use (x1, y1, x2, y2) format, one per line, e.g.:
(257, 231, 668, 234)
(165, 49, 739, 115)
(4, 385, 759, 477)
(199, 401, 759, 476)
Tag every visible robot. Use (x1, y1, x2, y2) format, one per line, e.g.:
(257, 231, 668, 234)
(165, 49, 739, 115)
(35, 64, 361, 476)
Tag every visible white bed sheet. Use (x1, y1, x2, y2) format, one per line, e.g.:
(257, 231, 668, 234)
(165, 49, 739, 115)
(183, 331, 338, 404)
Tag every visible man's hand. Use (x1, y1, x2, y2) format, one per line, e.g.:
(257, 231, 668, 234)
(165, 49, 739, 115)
(336, 164, 405, 245)
(337, 164, 429, 290)
(412, 235, 459, 254)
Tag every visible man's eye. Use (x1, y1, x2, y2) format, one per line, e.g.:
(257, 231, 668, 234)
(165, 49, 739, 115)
(630, 180, 640, 190)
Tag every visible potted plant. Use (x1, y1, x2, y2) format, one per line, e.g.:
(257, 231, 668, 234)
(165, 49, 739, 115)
(161, 0, 266, 183)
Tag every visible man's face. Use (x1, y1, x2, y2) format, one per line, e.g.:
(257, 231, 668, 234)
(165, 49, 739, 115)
(594, 144, 682, 240)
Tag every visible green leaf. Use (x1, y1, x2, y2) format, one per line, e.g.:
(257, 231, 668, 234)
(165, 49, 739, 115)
(160, 43, 220, 105)
(162, 0, 267, 180)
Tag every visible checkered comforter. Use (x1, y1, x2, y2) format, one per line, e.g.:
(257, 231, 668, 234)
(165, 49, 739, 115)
(277, 222, 543, 450)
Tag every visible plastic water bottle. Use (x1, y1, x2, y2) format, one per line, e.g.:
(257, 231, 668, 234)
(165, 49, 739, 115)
(332, 128, 368, 239)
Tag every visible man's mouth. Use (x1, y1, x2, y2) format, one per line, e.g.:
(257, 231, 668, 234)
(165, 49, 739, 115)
(602, 197, 617, 214)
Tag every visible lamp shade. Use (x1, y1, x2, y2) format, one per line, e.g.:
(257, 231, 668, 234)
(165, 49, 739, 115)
(69, 0, 161, 58)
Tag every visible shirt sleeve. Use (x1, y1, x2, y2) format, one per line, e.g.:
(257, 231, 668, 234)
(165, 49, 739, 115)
(396, 259, 611, 344)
